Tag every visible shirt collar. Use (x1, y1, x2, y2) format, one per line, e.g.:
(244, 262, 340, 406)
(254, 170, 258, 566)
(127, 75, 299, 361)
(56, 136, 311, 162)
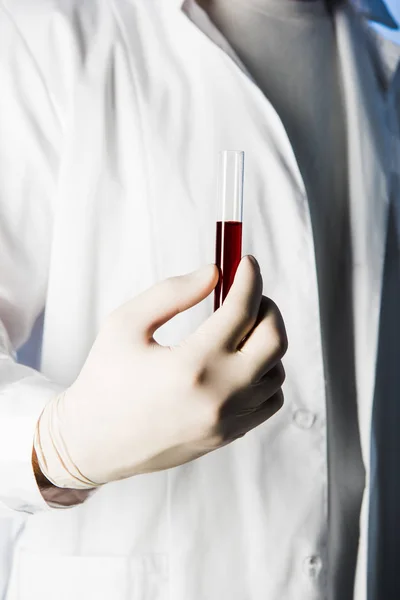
(171, 0, 398, 30)
(353, 0, 399, 29)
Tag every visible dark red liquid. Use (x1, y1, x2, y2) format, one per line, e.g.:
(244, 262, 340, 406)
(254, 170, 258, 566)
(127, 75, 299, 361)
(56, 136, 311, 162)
(214, 221, 243, 311)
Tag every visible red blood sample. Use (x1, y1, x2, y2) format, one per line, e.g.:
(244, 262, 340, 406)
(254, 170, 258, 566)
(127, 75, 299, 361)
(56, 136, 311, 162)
(214, 220, 243, 311)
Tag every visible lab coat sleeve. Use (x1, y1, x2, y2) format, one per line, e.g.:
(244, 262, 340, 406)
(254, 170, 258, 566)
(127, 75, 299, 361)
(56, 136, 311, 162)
(0, 5, 71, 514)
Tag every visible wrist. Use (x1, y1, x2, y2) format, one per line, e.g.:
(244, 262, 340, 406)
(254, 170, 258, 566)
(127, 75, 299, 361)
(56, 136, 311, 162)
(32, 398, 99, 508)
(32, 443, 54, 490)
(32, 443, 95, 507)
(34, 393, 101, 490)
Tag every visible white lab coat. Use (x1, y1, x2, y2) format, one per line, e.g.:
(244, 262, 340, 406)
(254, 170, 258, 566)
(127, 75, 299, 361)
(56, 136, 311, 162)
(0, 0, 399, 599)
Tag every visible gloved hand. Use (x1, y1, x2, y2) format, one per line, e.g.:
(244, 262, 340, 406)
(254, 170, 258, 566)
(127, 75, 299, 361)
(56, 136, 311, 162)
(34, 256, 287, 489)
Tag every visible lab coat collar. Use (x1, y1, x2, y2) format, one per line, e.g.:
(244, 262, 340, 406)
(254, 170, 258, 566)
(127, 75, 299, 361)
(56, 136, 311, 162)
(170, 0, 399, 30)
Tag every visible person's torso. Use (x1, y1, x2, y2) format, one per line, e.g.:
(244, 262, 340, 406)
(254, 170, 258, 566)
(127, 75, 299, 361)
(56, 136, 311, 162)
(5, 1, 400, 599)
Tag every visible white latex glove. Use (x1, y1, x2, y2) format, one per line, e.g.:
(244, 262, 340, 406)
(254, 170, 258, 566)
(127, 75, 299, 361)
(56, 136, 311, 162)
(34, 256, 287, 489)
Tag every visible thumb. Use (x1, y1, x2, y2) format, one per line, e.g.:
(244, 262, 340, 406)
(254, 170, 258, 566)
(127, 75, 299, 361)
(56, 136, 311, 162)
(118, 264, 219, 340)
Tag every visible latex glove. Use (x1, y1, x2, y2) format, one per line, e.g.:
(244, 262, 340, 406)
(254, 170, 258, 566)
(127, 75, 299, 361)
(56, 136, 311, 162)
(34, 256, 287, 489)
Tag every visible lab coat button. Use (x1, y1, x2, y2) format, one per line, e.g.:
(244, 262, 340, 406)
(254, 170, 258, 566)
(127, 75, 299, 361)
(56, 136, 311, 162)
(293, 409, 315, 429)
(303, 556, 322, 579)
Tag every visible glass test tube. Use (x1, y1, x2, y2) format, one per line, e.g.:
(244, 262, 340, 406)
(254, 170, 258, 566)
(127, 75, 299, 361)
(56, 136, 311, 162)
(214, 150, 244, 311)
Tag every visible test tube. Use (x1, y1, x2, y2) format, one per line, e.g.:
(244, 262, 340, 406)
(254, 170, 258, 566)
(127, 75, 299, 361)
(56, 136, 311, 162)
(214, 150, 244, 311)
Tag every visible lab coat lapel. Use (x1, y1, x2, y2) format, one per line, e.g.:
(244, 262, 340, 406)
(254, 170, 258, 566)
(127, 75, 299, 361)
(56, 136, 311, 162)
(181, 0, 254, 80)
(335, 3, 391, 459)
(335, 7, 392, 598)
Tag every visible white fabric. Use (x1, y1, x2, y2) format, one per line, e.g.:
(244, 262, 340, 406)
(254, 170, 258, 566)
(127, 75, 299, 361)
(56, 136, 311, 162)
(0, 0, 398, 599)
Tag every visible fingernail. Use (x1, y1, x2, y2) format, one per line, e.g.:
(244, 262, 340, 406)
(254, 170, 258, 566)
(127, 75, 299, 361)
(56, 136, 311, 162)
(246, 255, 259, 269)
